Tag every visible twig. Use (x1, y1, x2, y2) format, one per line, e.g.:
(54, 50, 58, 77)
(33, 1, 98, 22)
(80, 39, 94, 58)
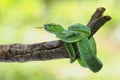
(0, 7, 111, 62)
(88, 7, 111, 38)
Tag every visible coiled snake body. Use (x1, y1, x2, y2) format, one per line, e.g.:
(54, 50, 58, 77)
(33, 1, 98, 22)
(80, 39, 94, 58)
(39, 23, 103, 72)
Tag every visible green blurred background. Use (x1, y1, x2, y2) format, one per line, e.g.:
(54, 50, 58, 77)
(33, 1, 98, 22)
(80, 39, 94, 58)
(0, 0, 120, 80)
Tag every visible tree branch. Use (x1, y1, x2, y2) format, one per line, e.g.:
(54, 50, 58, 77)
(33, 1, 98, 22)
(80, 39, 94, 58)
(88, 7, 111, 38)
(0, 7, 111, 62)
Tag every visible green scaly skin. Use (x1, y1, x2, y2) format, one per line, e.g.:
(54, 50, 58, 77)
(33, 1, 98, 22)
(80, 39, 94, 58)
(76, 37, 103, 72)
(67, 23, 91, 67)
(44, 23, 76, 62)
(89, 37, 97, 55)
(78, 37, 97, 67)
(40, 23, 103, 72)
(64, 43, 76, 63)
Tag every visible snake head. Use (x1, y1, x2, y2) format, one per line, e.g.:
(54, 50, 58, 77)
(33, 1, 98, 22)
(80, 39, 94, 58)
(44, 23, 64, 34)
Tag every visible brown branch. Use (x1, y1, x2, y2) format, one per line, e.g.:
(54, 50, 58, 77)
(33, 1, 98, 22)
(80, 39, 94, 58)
(88, 7, 111, 38)
(0, 41, 67, 62)
(0, 7, 111, 62)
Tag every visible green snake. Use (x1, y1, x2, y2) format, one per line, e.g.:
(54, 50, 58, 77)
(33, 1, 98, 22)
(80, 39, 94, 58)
(38, 23, 103, 72)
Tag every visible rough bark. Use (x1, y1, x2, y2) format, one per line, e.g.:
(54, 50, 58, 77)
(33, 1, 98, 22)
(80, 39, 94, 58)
(0, 7, 111, 62)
